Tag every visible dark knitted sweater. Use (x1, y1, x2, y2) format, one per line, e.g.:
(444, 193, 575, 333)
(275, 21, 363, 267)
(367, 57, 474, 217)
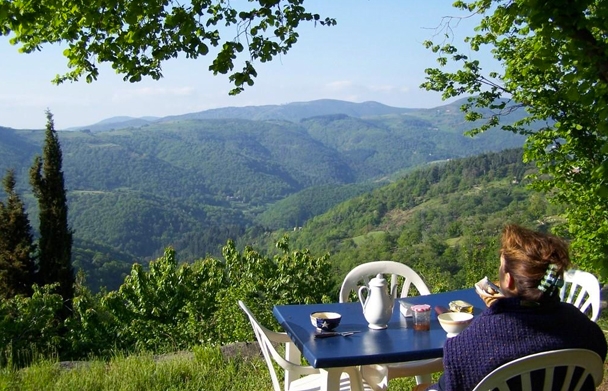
(427, 297, 607, 391)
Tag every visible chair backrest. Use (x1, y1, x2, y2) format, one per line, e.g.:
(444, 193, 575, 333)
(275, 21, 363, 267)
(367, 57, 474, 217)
(238, 300, 318, 391)
(339, 261, 431, 303)
(472, 349, 604, 391)
(559, 269, 601, 322)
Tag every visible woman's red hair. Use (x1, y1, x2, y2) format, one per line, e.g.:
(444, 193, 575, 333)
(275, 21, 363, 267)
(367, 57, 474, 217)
(500, 224, 571, 301)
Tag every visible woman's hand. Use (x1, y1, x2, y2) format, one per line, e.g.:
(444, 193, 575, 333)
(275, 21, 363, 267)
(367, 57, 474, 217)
(479, 291, 503, 307)
(475, 277, 505, 307)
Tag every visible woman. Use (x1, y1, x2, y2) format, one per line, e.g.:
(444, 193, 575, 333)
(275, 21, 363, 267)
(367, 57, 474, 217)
(419, 224, 607, 391)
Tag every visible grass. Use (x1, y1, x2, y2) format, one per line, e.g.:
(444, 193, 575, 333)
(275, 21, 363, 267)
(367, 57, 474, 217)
(352, 231, 386, 246)
(0, 347, 271, 391)
(595, 313, 608, 391)
(1, 313, 606, 391)
(0, 345, 429, 391)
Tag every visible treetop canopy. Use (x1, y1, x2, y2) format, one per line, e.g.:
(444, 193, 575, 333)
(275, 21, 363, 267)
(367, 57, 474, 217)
(0, 0, 335, 94)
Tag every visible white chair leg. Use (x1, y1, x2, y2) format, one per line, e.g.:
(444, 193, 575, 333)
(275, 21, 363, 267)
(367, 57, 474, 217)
(360, 364, 388, 391)
(415, 374, 432, 385)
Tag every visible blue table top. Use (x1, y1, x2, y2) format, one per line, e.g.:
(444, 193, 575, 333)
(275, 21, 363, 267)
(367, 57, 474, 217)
(273, 288, 485, 368)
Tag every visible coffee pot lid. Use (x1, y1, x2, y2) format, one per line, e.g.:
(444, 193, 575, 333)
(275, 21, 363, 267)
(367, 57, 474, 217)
(369, 273, 387, 287)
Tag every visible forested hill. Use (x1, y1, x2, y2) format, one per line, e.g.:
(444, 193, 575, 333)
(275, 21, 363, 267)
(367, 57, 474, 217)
(254, 148, 563, 293)
(0, 99, 528, 291)
(69, 99, 417, 132)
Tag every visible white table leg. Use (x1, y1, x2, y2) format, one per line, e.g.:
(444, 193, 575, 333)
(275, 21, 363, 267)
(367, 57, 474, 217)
(319, 367, 365, 391)
(345, 367, 365, 391)
(319, 368, 343, 391)
(285, 342, 301, 389)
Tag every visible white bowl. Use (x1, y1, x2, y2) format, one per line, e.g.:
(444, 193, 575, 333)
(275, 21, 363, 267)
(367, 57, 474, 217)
(437, 312, 474, 337)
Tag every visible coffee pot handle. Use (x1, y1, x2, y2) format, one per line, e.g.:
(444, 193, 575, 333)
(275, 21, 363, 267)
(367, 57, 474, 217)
(358, 286, 369, 309)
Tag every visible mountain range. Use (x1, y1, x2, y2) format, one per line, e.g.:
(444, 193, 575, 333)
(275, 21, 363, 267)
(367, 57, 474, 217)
(66, 99, 416, 132)
(0, 98, 528, 290)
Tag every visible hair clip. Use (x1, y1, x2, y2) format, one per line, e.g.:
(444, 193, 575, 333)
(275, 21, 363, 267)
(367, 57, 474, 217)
(537, 264, 564, 296)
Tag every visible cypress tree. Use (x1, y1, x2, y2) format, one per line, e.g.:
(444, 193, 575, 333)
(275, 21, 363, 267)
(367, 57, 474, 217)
(29, 110, 74, 308)
(0, 169, 36, 299)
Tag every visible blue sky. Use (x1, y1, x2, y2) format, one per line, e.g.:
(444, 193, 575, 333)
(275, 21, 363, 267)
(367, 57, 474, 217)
(0, 2, 490, 130)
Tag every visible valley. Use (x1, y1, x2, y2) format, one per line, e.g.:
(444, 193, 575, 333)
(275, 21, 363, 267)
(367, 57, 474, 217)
(0, 98, 530, 291)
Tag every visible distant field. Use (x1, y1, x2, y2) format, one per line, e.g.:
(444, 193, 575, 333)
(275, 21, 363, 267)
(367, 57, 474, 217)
(352, 231, 385, 246)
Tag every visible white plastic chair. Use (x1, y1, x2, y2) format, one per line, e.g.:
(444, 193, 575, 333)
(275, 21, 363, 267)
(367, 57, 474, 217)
(471, 348, 604, 391)
(238, 300, 374, 391)
(339, 261, 442, 386)
(559, 269, 601, 322)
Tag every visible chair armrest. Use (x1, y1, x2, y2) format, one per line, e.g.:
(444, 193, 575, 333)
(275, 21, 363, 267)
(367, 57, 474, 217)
(266, 329, 294, 344)
(263, 329, 317, 376)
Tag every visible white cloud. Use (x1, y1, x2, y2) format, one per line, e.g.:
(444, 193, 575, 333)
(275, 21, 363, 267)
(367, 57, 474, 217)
(368, 84, 398, 93)
(0, 91, 96, 113)
(111, 86, 196, 101)
(318, 80, 415, 105)
(323, 80, 410, 97)
(0, 94, 47, 106)
(325, 80, 354, 91)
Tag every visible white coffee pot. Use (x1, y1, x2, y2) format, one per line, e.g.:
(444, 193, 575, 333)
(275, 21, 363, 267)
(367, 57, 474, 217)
(358, 273, 397, 329)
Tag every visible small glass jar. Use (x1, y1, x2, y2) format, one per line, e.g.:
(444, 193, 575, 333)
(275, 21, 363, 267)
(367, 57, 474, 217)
(411, 304, 431, 331)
